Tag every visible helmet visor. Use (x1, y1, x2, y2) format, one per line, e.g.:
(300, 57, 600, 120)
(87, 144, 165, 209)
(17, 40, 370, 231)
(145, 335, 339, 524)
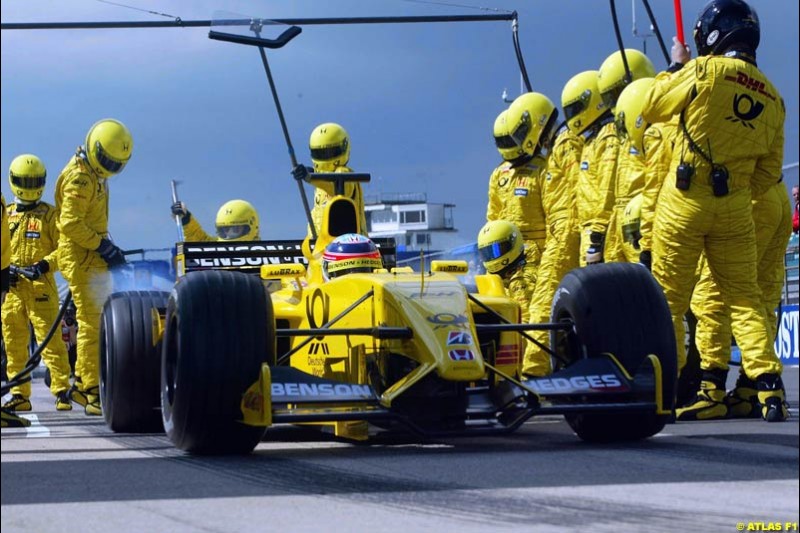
(478, 240, 514, 262)
(494, 134, 518, 149)
(94, 142, 128, 174)
(563, 96, 588, 122)
(310, 143, 346, 162)
(601, 83, 625, 110)
(509, 113, 531, 147)
(216, 224, 250, 240)
(10, 174, 46, 189)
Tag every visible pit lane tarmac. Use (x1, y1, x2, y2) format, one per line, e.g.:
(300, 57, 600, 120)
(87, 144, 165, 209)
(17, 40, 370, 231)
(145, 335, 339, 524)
(2, 368, 798, 533)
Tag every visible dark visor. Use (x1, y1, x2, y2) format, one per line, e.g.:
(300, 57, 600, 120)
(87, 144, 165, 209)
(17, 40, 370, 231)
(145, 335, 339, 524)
(494, 134, 517, 149)
(217, 224, 250, 240)
(601, 83, 626, 110)
(310, 139, 348, 161)
(479, 240, 514, 262)
(94, 142, 127, 174)
(10, 174, 46, 189)
(563, 98, 587, 121)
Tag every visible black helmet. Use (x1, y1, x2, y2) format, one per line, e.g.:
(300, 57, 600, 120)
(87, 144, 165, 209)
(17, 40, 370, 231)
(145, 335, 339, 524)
(694, 0, 760, 57)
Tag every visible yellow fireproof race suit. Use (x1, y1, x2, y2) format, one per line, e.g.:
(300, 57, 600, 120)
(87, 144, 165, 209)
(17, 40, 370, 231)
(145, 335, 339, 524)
(605, 139, 645, 263)
(577, 118, 619, 266)
(691, 182, 793, 372)
(639, 120, 678, 256)
(1, 193, 9, 293)
(486, 156, 547, 323)
(55, 152, 114, 399)
(181, 217, 215, 242)
(524, 126, 582, 376)
(2, 201, 72, 399)
(642, 55, 786, 377)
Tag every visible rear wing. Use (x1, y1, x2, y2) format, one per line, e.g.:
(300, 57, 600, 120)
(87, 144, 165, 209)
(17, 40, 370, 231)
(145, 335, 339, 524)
(176, 238, 396, 276)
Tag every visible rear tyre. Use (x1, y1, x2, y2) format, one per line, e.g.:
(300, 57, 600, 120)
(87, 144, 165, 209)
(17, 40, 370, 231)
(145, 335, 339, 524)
(161, 270, 275, 454)
(100, 291, 170, 433)
(551, 263, 677, 442)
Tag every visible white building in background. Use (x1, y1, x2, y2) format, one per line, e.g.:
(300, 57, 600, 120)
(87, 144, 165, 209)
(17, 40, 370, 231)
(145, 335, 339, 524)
(365, 193, 459, 252)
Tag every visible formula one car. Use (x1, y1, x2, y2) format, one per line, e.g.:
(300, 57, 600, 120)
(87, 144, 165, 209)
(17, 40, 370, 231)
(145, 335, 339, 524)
(99, 175, 677, 453)
(98, 19, 677, 454)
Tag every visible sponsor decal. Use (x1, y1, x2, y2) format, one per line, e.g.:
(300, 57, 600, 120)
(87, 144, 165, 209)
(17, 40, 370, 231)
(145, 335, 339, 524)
(496, 344, 519, 365)
(723, 71, 776, 101)
(629, 146, 640, 156)
(188, 243, 307, 268)
(580, 161, 589, 171)
(525, 374, 623, 393)
(271, 382, 374, 398)
(447, 331, 473, 346)
(409, 290, 459, 299)
(25, 231, 41, 239)
(498, 176, 510, 188)
(308, 342, 330, 355)
(427, 313, 469, 330)
(305, 288, 330, 340)
(448, 349, 475, 361)
(242, 390, 263, 411)
(514, 188, 529, 197)
(774, 305, 798, 365)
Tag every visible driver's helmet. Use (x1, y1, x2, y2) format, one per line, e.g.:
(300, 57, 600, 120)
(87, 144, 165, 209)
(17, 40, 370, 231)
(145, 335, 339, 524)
(215, 199, 260, 241)
(477, 220, 524, 275)
(322, 233, 382, 280)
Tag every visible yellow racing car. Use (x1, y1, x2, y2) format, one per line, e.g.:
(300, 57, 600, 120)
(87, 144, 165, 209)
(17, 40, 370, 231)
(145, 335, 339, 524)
(99, 174, 677, 454)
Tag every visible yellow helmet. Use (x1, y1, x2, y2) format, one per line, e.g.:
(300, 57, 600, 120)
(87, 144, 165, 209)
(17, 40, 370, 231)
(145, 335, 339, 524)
(597, 49, 656, 112)
(506, 92, 559, 157)
(493, 109, 522, 161)
(621, 193, 644, 247)
(9, 154, 46, 204)
(614, 77, 656, 153)
(477, 220, 524, 275)
(309, 123, 350, 172)
(85, 118, 133, 179)
(561, 71, 607, 135)
(215, 199, 260, 241)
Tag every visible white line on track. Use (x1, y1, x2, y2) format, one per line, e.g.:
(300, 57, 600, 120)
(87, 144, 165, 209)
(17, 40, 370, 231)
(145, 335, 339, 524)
(19, 414, 51, 438)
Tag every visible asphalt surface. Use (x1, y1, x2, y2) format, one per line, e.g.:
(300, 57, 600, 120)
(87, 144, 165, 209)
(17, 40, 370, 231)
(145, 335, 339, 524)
(2, 368, 798, 533)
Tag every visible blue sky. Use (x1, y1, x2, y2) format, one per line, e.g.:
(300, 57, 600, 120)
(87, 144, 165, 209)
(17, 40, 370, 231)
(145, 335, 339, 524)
(2, 0, 798, 252)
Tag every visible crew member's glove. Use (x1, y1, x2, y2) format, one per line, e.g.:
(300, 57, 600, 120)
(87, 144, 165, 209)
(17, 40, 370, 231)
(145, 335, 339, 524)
(639, 250, 652, 271)
(9, 264, 20, 288)
(171, 201, 191, 225)
(25, 259, 50, 281)
(96, 238, 126, 268)
(291, 164, 313, 182)
(585, 232, 605, 265)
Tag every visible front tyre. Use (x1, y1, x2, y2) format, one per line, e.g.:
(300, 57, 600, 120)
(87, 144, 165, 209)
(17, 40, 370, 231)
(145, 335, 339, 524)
(551, 263, 677, 442)
(100, 290, 170, 433)
(161, 270, 275, 454)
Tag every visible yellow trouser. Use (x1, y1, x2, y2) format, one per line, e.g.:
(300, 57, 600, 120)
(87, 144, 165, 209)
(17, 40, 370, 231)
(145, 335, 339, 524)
(504, 239, 545, 324)
(524, 218, 580, 376)
(690, 184, 792, 376)
(1, 277, 72, 397)
(61, 266, 113, 391)
(653, 185, 779, 377)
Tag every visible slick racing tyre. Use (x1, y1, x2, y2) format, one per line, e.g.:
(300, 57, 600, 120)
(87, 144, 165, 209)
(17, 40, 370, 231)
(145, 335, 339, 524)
(100, 291, 170, 433)
(551, 263, 677, 442)
(161, 270, 275, 455)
